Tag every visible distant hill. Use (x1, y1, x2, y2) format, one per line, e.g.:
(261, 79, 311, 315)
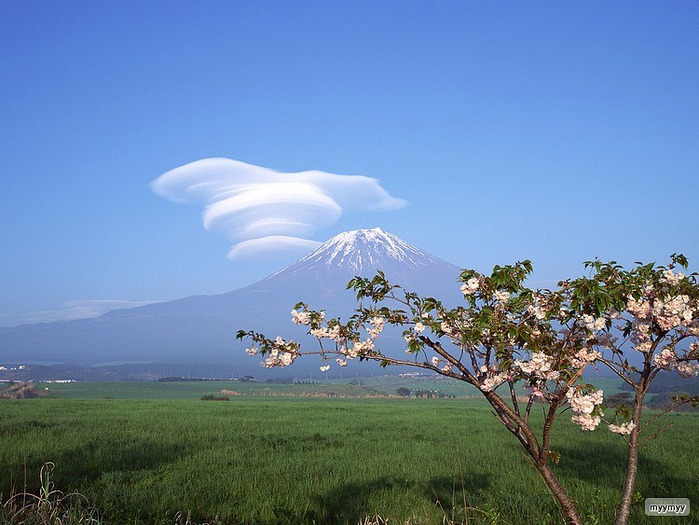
(0, 228, 463, 376)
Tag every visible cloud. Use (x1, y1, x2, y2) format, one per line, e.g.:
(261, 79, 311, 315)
(0, 300, 160, 327)
(227, 236, 322, 260)
(151, 158, 407, 260)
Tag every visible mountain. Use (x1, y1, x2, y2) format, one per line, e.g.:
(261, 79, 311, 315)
(0, 228, 463, 375)
(251, 227, 461, 297)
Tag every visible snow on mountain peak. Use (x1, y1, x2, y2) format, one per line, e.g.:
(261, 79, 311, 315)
(287, 227, 440, 274)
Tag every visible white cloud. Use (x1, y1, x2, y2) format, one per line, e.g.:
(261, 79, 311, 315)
(151, 158, 407, 259)
(227, 236, 322, 261)
(0, 299, 160, 327)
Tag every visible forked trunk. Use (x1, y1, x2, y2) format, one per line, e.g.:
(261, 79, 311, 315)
(483, 391, 584, 524)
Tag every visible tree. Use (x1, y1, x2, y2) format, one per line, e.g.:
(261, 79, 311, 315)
(237, 256, 699, 525)
(396, 386, 411, 397)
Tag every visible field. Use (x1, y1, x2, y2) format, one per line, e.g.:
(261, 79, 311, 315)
(1, 380, 697, 524)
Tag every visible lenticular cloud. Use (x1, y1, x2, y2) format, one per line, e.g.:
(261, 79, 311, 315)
(151, 158, 406, 260)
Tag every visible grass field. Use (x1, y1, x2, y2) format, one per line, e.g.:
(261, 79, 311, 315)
(38, 375, 628, 400)
(1, 381, 697, 524)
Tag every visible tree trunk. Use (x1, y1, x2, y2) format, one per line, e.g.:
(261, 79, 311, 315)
(483, 391, 584, 524)
(537, 462, 584, 525)
(614, 395, 645, 525)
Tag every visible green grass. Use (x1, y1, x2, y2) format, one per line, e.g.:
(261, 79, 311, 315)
(38, 375, 629, 400)
(40, 379, 396, 400)
(1, 384, 697, 524)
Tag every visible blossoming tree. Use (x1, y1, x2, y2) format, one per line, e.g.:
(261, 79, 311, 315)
(237, 255, 699, 525)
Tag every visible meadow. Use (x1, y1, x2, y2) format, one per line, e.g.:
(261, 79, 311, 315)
(1, 380, 697, 524)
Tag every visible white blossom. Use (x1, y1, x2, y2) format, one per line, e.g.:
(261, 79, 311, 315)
(608, 421, 635, 435)
(460, 277, 480, 296)
(676, 361, 699, 378)
(653, 348, 677, 370)
(581, 314, 606, 332)
(494, 290, 511, 303)
(515, 352, 556, 380)
(566, 388, 604, 431)
(480, 372, 507, 392)
(570, 347, 601, 368)
(661, 268, 685, 285)
(527, 303, 546, 320)
(349, 339, 374, 357)
(367, 316, 385, 338)
(571, 413, 602, 431)
(291, 309, 311, 325)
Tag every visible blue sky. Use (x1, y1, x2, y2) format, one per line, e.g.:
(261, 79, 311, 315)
(2, 1, 698, 326)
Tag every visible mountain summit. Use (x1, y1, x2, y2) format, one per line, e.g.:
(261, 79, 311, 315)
(0, 228, 463, 368)
(254, 228, 460, 296)
(292, 227, 443, 273)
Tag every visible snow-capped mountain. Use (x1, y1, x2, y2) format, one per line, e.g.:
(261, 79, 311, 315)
(0, 229, 464, 370)
(287, 227, 446, 273)
(253, 227, 461, 297)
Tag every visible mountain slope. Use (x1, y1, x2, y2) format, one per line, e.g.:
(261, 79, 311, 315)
(250, 227, 461, 297)
(0, 229, 464, 371)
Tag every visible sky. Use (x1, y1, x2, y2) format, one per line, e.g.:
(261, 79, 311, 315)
(1, 1, 698, 326)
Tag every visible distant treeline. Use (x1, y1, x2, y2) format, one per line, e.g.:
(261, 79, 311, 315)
(410, 389, 457, 399)
(157, 376, 228, 382)
(157, 375, 257, 382)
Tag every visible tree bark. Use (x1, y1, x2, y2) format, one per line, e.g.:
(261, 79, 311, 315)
(614, 393, 645, 525)
(483, 392, 584, 525)
(537, 462, 584, 525)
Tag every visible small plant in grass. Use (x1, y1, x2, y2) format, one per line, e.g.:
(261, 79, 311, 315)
(1, 462, 102, 524)
(173, 510, 222, 525)
(200, 394, 230, 401)
(238, 255, 699, 525)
